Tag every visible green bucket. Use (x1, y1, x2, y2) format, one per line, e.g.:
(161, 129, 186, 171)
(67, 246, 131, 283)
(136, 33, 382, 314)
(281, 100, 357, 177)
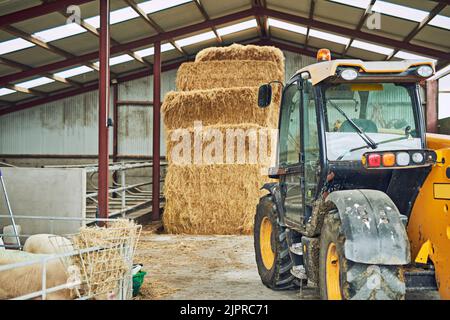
(132, 271, 147, 297)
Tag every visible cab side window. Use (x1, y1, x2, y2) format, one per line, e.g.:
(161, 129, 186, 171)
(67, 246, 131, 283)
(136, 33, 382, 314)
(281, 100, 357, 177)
(303, 80, 320, 206)
(279, 82, 301, 165)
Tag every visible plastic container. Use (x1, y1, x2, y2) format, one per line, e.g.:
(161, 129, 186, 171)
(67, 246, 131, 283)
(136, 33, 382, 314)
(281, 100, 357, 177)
(132, 271, 147, 297)
(3, 224, 21, 247)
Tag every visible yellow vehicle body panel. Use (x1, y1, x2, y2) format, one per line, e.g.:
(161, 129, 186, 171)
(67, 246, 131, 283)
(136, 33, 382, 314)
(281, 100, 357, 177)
(408, 133, 450, 299)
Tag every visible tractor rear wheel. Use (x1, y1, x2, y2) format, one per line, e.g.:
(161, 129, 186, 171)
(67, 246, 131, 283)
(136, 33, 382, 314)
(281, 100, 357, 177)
(254, 195, 298, 290)
(319, 213, 406, 300)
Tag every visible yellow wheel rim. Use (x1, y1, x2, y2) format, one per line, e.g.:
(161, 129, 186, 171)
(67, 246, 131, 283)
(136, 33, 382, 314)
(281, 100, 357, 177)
(260, 216, 275, 270)
(326, 242, 342, 300)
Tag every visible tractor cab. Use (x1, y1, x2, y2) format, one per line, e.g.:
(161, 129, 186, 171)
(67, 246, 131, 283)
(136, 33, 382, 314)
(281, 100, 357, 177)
(254, 49, 440, 300)
(258, 49, 436, 229)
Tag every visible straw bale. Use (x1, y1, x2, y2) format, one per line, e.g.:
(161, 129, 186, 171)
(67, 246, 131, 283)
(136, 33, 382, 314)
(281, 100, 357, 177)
(162, 164, 270, 235)
(176, 60, 283, 91)
(195, 44, 285, 74)
(162, 86, 281, 130)
(165, 123, 276, 166)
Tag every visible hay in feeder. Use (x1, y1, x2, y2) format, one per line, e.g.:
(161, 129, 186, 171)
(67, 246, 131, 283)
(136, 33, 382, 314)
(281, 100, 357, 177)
(195, 44, 285, 74)
(162, 164, 271, 235)
(162, 86, 281, 130)
(176, 60, 283, 91)
(70, 219, 141, 299)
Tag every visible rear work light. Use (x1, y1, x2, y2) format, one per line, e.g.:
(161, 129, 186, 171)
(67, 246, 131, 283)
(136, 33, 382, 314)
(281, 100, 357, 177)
(382, 153, 395, 167)
(340, 68, 358, 81)
(367, 154, 381, 167)
(396, 152, 410, 166)
(417, 65, 433, 78)
(362, 150, 437, 169)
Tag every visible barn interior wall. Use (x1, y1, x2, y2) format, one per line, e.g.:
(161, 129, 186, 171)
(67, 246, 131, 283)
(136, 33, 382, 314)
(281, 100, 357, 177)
(0, 50, 315, 168)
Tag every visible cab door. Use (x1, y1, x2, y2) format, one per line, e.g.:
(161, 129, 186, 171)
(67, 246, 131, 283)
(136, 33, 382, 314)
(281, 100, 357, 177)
(278, 80, 303, 225)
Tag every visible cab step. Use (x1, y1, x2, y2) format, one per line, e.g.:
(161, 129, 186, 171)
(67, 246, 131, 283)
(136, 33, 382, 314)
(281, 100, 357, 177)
(289, 243, 303, 255)
(291, 265, 307, 279)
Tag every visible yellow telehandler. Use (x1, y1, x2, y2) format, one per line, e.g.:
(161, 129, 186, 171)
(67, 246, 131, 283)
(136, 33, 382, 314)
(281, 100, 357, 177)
(254, 49, 450, 300)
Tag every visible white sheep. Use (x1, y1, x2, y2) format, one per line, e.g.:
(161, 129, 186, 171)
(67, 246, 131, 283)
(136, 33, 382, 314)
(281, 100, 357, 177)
(0, 250, 73, 300)
(21, 234, 124, 300)
(23, 234, 73, 254)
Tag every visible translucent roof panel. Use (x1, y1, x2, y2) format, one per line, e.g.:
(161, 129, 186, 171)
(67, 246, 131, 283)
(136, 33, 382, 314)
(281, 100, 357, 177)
(175, 31, 216, 47)
(0, 38, 34, 55)
(268, 18, 307, 34)
(372, 1, 428, 23)
(0, 88, 15, 97)
(438, 93, 450, 119)
(351, 39, 393, 56)
(139, 0, 192, 14)
(217, 19, 258, 37)
(394, 51, 436, 62)
(309, 29, 350, 46)
(135, 43, 175, 57)
(93, 54, 135, 67)
(329, 0, 371, 8)
(330, 0, 450, 30)
(54, 66, 94, 79)
(85, 7, 139, 29)
(429, 15, 450, 30)
(439, 74, 450, 91)
(16, 77, 55, 89)
(432, 65, 450, 81)
(33, 23, 86, 43)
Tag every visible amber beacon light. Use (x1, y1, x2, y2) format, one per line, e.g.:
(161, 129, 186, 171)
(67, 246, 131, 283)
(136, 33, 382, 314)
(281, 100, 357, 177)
(317, 48, 331, 62)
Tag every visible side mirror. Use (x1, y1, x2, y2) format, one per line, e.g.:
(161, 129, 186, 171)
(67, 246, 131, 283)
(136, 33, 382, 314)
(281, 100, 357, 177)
(258, 84, 272, 108)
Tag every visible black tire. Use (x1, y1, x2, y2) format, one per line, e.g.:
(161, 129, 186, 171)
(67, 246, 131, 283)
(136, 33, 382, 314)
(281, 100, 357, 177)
(319, 213, 406, 300)
(254, 195, 298, 290)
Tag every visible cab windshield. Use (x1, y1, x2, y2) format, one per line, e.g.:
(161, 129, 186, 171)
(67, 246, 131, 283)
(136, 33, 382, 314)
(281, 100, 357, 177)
(322, 82, 422, 161)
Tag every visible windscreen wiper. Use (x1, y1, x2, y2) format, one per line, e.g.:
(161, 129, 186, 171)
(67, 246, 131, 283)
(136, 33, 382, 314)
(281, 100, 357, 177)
(336, 127, 412, 161)
(327, 99, 378, 150)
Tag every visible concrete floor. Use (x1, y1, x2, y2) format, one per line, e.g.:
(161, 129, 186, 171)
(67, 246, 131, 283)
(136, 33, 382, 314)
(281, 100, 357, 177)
(134, 231, 439, 300)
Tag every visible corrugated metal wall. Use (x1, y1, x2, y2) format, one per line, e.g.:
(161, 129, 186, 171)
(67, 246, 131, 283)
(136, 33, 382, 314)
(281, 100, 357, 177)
(0, 51, 313, 156)
(0, 90, 106, 155)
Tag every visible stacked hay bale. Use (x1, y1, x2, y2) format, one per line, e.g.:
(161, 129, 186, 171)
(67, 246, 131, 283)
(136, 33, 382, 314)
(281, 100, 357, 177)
(162, 44, 284, 234)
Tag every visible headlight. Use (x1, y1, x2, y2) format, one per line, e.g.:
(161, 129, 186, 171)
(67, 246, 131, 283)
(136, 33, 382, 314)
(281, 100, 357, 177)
(396, 152, 410, 166)
(411, 152, 424, 164)
(340, 68, 358, 81)
(417, 65, 433, 78)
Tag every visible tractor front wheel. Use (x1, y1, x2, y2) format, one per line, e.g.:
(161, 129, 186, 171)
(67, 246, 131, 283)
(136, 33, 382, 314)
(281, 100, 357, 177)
(319, 213, 406, 300)
(254, 195, 298, 290)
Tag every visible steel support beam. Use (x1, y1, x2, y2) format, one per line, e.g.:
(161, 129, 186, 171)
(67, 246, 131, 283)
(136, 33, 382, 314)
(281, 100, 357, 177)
(193, 0, 223, 43)
(304, 0, 316, 51)
(0, 9, 255, 87)
(112, 84, 119, 188)
(387, 3, 447, 60)
(0, 36, 360, 117)
(152, 41, 161, 221)
(125, 0, 188, 57)
(0, 59, 188, 117)
(0, 0, 94, 28)
(2, 7, 449, 88)
(426, 79, 439, 133)
(98, 0, 110, 221)
(113, 84, 119, 164)
(342, 0, 376, 58)
(257, 7, 450, 61)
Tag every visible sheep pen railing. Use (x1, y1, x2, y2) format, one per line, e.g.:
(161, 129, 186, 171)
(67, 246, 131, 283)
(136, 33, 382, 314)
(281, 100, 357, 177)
(0, 216, 141, 300)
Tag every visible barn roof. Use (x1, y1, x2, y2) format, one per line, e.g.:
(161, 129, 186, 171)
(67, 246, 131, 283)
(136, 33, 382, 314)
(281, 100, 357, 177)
(0, 0, 449, 114)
